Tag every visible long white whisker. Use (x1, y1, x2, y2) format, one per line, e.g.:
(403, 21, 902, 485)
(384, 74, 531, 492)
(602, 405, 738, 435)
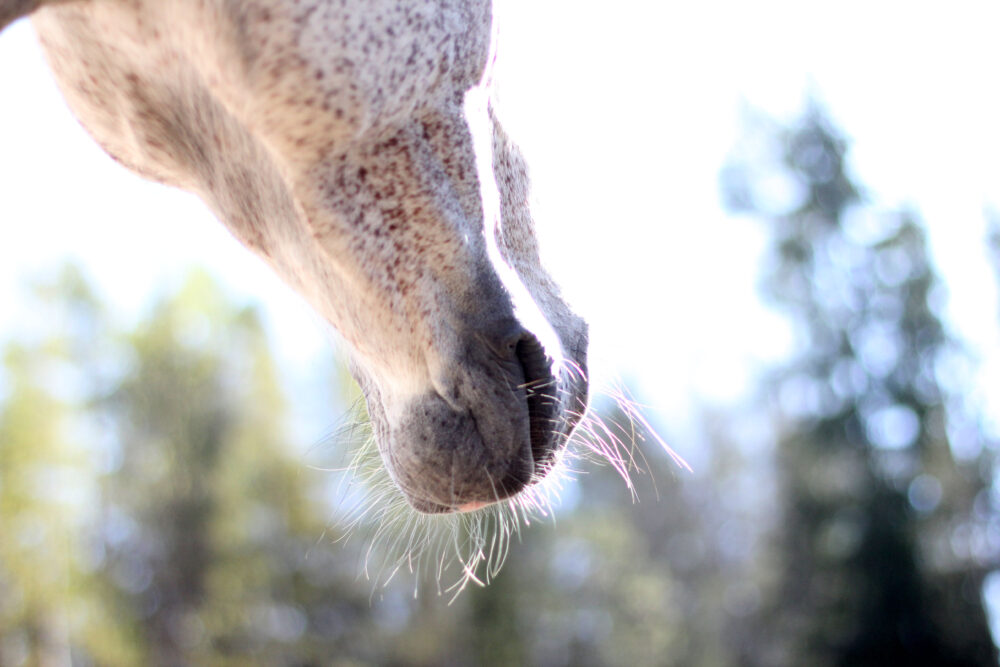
(320, 371, 688, 598)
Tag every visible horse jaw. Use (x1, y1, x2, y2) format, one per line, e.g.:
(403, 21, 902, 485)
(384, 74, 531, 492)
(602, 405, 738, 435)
(32, 0, 588, 513)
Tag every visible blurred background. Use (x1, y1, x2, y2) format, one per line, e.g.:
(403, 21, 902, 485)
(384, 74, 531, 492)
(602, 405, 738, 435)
(2, 1, 1000, 665)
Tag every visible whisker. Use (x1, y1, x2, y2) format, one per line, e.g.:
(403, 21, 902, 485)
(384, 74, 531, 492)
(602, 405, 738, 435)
(608, 381, 691, 473)
(320, 373, 688, 598)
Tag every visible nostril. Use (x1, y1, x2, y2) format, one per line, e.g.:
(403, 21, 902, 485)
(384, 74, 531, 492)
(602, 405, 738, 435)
(500, 326, 524, 356)
(515, 333, 559, 472)
(514, 333, 548, 383)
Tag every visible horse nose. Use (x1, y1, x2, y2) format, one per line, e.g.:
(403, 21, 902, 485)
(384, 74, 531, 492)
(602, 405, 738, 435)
(513, 331, 560, 474)
(380, 325, 564, 514)
(479, 324, 561, 476)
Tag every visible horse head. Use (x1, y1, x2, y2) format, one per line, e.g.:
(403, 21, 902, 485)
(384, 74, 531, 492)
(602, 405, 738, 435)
(23, 0, 588, 513)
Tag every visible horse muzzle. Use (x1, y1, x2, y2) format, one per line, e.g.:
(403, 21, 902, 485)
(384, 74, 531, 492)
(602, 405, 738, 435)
(365, 327, 587, 514)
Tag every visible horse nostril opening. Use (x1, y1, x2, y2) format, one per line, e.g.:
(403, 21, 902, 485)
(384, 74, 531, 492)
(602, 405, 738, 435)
(515, 333, 559, 472)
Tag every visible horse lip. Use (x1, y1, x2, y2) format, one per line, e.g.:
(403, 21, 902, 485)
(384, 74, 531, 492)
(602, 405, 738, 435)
(408, 497, 458, 514)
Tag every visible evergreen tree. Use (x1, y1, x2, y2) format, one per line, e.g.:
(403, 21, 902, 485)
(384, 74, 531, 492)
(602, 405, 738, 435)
(92, 270, 384, 664)
(1, 265, 492, 664)
(0, 266, 138, 665)
(721, 105, 998, 666)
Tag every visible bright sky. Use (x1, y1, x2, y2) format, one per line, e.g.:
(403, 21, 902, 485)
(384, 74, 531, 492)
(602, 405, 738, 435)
(496, 1, 1000, 438)
(2, 1, 999, 448)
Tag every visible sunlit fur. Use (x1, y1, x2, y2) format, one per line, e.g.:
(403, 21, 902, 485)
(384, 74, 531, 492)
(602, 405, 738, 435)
(320, 368, 690, 600)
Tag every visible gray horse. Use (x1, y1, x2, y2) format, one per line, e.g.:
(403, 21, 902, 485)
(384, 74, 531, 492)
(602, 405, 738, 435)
(2, 0, 589, 516)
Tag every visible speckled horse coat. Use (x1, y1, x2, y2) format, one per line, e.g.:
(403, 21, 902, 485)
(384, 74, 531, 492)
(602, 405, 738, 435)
(2, 0, 588, 513)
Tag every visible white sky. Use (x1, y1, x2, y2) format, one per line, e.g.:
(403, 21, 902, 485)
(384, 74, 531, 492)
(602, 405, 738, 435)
(1, 1, 999, 446)
(494, 1, 1000, 434)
